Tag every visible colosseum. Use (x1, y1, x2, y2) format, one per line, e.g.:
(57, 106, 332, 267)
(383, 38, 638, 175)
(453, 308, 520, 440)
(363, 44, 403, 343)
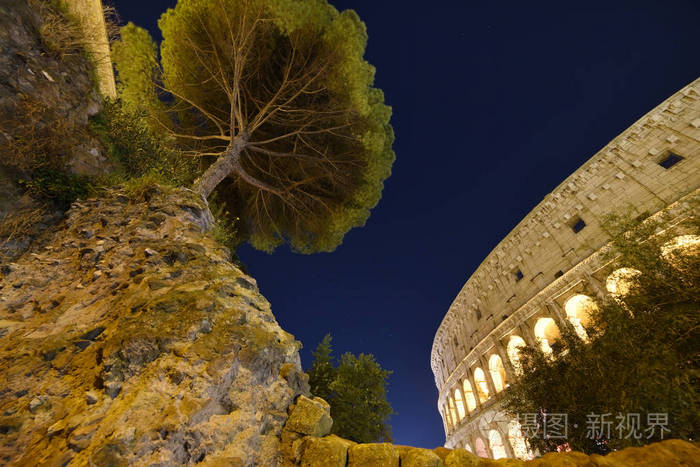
(430, 77, 700, 459)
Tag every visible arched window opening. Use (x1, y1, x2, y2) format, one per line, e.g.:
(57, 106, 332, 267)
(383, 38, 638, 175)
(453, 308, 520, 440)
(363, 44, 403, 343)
(448, 397, 458, 428)
(474, 437, 489, 458)
(473, 367, 490, 402)
(564, 294, 598, 341)
(463, 379, 477, 412)
(534, 317, 561, 355)
(606, 267, 641, 297)
(507, 335, 527, 374)
(442, 404, 452, 431)
(489, 429, 508, 459)
(488, 354, 507, 392)
(454, 388, 466, 421)
(508, 419, 533, 460)
(662, 235, 700, 265)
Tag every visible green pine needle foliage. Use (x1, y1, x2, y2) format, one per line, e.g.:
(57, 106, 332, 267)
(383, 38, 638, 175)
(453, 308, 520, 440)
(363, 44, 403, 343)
(111, 0, 395, 254)
(307, 334, 394, 443)
(17, 168, 92, 210)
(89, 99, 199, 187)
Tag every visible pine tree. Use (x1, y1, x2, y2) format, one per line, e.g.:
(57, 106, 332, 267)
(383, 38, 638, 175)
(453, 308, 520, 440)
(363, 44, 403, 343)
(308, 334, 336, 403)
(112, 0, 395, 253)
(306, 334, 394, 443)
(330, 352, 393, 443)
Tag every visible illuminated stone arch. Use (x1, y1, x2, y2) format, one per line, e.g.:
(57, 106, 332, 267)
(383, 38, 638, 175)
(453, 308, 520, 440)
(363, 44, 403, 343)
(463, 379, 477, 412)
(606, 267, 642, 297)
(474, 437, 489, 458)
(508, 419, 532, 460)
(534, 317, 561, 355)
(489, 429, 508, 459)
(454, 387, 466, 421)
(564, 294, 598, 341)
(442, 404, 452, 431)
(448, 396, 458, 428)
(507, 335, 527, 374)
(488, 354, 507, 392)
(473, 367, 490, 402)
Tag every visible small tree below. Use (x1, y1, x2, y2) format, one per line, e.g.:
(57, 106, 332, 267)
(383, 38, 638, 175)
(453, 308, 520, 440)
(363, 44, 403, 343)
(307, 334, 393, 443)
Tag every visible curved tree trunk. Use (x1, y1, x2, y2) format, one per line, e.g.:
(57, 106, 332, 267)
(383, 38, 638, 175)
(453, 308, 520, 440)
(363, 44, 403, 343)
(193, 135, 247, 199)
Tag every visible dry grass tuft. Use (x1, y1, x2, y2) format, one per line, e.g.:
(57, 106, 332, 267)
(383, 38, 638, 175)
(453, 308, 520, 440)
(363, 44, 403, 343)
(31, 0, 85, 58)
(0, 95, 85, 172)
(0, 206, 48, 246)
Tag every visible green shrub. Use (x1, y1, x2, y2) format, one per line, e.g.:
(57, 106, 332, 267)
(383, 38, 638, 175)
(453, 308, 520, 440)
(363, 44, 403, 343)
(89, 99, 199, 188)
(18, 167, 93, 210)
(209, 195, 241, 252)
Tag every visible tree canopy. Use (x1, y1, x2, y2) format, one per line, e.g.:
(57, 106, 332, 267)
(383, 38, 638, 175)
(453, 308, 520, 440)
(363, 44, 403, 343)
(307, 334, 394, 443)
(503, 208, 699, 454)
(112, 0, 394, 253)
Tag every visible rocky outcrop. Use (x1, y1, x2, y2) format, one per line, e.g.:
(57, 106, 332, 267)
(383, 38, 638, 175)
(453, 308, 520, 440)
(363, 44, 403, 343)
(0, 186, 308, 466)
(0, 0, 107, 175)
(0, 0, 112, 262)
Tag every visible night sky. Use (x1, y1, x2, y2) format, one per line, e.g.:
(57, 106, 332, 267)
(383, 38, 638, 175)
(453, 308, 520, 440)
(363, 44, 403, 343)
(112, 0, 700, 448)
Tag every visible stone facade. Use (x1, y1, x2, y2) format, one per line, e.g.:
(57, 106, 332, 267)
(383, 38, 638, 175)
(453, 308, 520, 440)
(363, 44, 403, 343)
(430, 78, 700, 458)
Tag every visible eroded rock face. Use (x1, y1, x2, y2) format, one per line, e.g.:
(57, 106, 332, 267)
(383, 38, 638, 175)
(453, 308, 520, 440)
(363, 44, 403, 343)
(0, 0, 113, 262)
(0, 186, 308, 466)
(0, 0, 105, 176)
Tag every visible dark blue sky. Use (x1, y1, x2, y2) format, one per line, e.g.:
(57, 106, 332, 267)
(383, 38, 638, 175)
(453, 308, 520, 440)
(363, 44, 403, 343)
(113, 0, 700, 448)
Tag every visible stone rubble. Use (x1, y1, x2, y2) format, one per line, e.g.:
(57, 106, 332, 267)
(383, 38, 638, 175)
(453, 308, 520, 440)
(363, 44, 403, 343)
(280, 399, 699, 467)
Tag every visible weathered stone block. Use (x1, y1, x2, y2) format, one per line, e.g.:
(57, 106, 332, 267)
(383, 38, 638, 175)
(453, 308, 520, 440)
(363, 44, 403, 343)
(590, 439, 699, 467)
(528, 451, 594, 466)
(444, 448, 479, 467)
(284, 395, 333, 437)
(433, 446, 452, 461)
(299, 435, 355, 467)
(348, 443, 400, 467)
(401, 446, 444, 467)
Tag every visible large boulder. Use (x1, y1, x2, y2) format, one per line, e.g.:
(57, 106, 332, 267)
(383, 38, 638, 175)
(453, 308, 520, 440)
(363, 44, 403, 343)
(0, 186, 309, 466)
(284, 395, 333, 437)
(348, 443, 400, 467)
